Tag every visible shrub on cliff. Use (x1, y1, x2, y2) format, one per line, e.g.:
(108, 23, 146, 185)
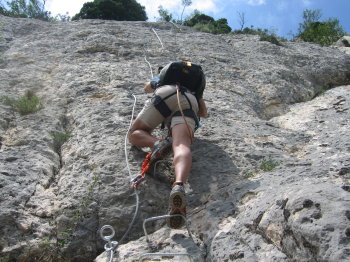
(72, 0, 147, 21)
(232, 27, 285, 46)
(2, 90, 43, 115)
(296, 9, 345, 46)
(0, 0, 51, 20)
(184, 11, 231, 34)
(157, 5, 172, 22)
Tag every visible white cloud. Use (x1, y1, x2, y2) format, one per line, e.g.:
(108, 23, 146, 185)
(246, 0, 266, 6)
(191, 0, 222, 13)
(46, 0, 87, 16)
(301, 0, 312, 7)
(137, 0, 180, 20)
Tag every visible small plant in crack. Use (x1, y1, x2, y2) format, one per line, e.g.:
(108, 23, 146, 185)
(57, 228, 73, 248)
(17, 238, 68, 262)
(259, 156, 281, 172)
(50, 131, 70, 154)
(2, 90, 44, 115)
(244, 172, 255, 179)
(72, 174, 100, 220)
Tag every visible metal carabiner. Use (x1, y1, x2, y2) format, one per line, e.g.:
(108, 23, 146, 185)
(130, 174, 145, 188)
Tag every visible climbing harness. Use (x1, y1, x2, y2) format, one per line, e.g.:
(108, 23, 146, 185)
(151, 85, 200, 133)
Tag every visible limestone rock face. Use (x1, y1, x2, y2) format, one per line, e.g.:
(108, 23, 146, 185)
(0, 15, 350, 262)
(334, 35, 350, 55)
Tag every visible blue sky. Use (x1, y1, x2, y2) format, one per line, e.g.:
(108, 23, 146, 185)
(46, 0, 349, 39)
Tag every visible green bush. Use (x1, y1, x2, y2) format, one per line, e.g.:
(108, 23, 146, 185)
(298, 20, 345, 46)
(296, 9, 345, 46)
(184, 12, 214, 27)
(260, 33, 283, 46)
(2, 90, 43, 115)
(184, 12, 231, 34)
(232, 27, 284, 46)
(50, 132, 70, 153)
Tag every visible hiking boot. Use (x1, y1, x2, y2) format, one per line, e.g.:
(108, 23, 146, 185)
(150, 137, 172, 163)
(167, 184, 187, 229)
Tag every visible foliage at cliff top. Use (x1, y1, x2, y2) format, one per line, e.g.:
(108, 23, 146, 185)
(296, 9, 345, 46)
(0, 0, 70, 21)
(0, 1, 347, 45)
(0, 0, 51, 20)
(72, 0, 147, 21)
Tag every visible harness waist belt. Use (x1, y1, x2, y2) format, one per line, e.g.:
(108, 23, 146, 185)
(151, 87, 200, 130)
(172, 109, 200, 129)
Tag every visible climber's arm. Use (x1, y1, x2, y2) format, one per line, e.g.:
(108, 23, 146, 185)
(197, 98, 208, 118)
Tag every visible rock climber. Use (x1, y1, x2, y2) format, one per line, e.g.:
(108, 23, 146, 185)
(128, 60, 208, 228)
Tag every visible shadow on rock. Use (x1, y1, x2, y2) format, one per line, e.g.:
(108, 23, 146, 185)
(187, 138, 261, 246)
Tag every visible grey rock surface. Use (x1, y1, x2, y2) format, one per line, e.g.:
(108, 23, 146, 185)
(0, 15, 350, 262)
(334, 35, 350, 55)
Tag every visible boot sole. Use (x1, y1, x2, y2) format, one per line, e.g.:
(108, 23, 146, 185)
(167, 190, 186, 229)
(169, 191, 186, 209)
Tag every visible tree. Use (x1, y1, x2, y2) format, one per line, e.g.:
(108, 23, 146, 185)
(72, 0, 147, 21)
(299, 19, 345, 46)
(214, 18, 231, 34)
(184, 12, 214, 27)
(180, 0, 192, 25)
(2, 0, 51, 20)
(297, 9, 345, 46)
(238, 11, 245, 31)
(298, 9, 322, 35)
(157, 5, 172, 22)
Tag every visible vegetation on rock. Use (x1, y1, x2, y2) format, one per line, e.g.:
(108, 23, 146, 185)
(2, 90, 43, 115)
(72, 0, 147, 21)
(296, 9, 345, 46)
